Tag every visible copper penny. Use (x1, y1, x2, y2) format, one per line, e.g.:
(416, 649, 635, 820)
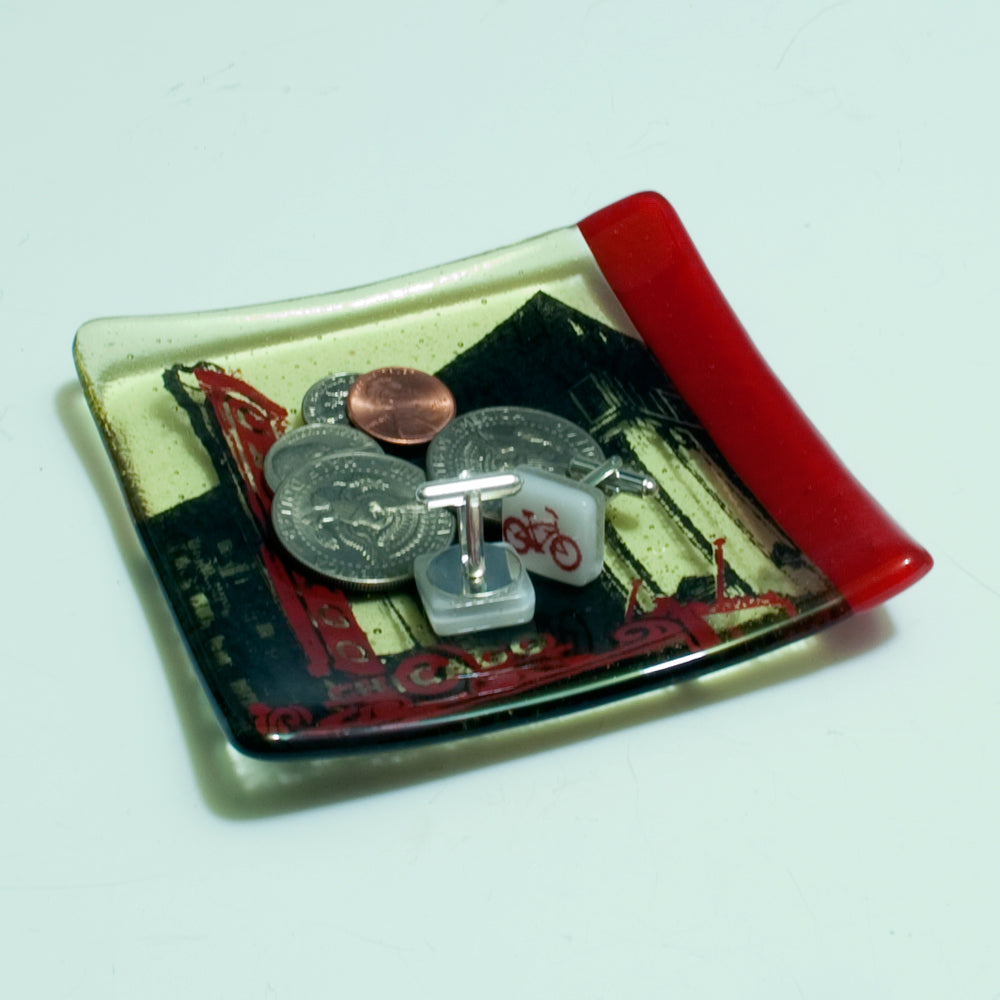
(346, 367, 456, 446)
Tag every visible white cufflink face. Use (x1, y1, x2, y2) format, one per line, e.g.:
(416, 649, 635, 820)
(501, 467, 606, 586)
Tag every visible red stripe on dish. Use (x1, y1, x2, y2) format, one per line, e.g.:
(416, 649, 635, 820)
(579, 192, 931, 612)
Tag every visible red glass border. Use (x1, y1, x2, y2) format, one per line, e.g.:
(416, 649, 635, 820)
(579, 192, 931, 612)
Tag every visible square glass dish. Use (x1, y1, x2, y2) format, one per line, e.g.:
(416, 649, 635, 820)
(74, 193, 931, 756)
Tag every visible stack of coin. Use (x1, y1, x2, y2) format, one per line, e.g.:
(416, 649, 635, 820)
(267, 366, 460, 589)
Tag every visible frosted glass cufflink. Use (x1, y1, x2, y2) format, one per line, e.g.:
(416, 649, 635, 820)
(413, 472, 535, 636)
(501, 465, 608, 586)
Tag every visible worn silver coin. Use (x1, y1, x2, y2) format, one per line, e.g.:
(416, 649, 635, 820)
(425, 406, 605, 480)
(264, 423, 383, 492)
(301, 372, 360, 424)
(271, 453, 455, 590)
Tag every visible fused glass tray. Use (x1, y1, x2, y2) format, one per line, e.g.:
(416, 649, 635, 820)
(74, 192, 932, 757)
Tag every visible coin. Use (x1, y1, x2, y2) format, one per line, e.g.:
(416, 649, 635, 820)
(270, 453, 455, 590)
(346, 367, 456, 446)
(263, 423, 383, 492)
(425, 406, 605, 480)
(302, 372, 359, 424)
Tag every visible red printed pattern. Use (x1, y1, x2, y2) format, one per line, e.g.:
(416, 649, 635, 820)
(194, 367, 379, 680)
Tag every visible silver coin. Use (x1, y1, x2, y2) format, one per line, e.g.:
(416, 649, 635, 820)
(271, 453, 455, 590)
(425, 406, 605, 480)
(264, 423, 382, 492)
(302, 372, 359, 424)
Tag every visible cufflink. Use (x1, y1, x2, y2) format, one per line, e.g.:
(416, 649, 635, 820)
(501, 465, 608, 586)
(413, 472, 535, 635)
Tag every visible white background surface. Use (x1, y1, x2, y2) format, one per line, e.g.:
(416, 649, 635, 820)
(2, 2, 996, 997)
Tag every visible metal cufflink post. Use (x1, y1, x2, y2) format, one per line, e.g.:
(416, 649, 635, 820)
(567, 455, 659, 497)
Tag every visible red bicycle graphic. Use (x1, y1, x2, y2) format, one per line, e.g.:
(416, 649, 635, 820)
(502, 507, 582, 571)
